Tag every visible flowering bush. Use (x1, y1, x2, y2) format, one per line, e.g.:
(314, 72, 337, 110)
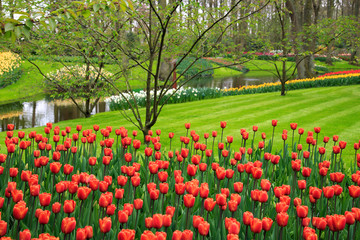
(44, 65, 113, 99)
(0, 121, 359, 239)
(0, 52, 22, 88)
(106, 87, 222, 111)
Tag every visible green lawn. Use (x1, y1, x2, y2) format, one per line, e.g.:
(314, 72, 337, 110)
(1, 85, 359, 167)
(1, 57, 358, 105)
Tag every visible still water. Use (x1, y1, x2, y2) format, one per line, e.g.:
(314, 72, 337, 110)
(0, 74, 276, 131)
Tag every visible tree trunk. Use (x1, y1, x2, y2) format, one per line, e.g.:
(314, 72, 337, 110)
(0, 0, 3, 19)
(32, 101, 36, 127)
(303, 0, 315, 78)
(85, 98, 91, 118)
(281, 60, 286, 96)
(326, 0, 335, 65)
(286, 0, 305, 79)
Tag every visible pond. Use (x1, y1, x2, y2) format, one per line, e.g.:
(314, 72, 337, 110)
(0, 74, 277, 131)
(0, 99, 109, 132)
(184, 74, 278, 89)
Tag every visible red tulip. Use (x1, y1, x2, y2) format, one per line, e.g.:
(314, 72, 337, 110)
(184, 194, 195, 208)
(99, 217, 112, 233)
(349, 185, 360, 198)
(187, 164, 197, 177)
(309, 187, 322, 199)
(149, 189, 160, 200)
(13, 201, 28, 220)
(63, 200, 76, 214)
(330, 172, 345, 183)
(52, 202, 61, 214)
(9, 167, 18, 178)
(39, 193, 51, 207)
(228, 200, 238, 212)
(220, 121, 227, 128)
(323, 186, 334, 199)
(262, 217, 273, 232)
(290, 123, 297, 130)
(234, 182, 244, 193)
(175, 183, 185, 195)
(0, 220, 7, 237)
(276, 212, 289, 227)
(77, 187, 91, 201)
(327, 214, 346, 232)
(339, 141, 347, 149)
(204, 198, 216, 212)
(118, 229, 136, 240)
(61, 217, 76, 234)
(345, 211, 356, 225)
(302, 167, 311, 178)
(38, 210, 51, 224)
(216, 193, 227, 206)
(19, 229, 31, 240)
(250, 217, 262, 233)
(276, 202, 289, 213)
(243, 211, 254, 226)
(296, 205, 308, 218)
(333, 146, 340, 154)
(198, 221, 210, 236)
(272, 120, 278, 127)
(312, 217, 327, 231)
(216, 167, 226, 180)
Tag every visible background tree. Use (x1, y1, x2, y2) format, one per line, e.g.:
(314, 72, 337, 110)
(3, 0, 270, 138)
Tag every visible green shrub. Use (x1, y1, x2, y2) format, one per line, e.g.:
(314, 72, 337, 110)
(176, 57, 214, 79)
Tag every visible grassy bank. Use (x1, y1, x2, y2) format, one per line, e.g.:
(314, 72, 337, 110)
(0, 61, 63, 105)
(0, 59, 240, 105)
(1, 85, 359, 167)
(0, 57, 357, 105)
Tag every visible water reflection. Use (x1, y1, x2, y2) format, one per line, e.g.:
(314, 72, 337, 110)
(0, 99, 109, 131)
(185, 75, 278, 89)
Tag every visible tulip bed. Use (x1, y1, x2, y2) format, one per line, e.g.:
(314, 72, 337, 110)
(222, 72, 360, 96)
(0, 121, 360, 240)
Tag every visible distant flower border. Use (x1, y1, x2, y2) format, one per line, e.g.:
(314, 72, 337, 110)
(106, 72, 360, 110)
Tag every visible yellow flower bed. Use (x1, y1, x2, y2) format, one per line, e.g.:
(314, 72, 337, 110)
(0, 51, 21, 76)
(222, 72, 360, 92)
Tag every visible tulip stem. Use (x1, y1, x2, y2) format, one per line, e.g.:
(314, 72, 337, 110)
(336, 231, 340, 240)
(347, 224, 351, 240)
(16, 219, 20, 240)
(78, 200, 84, 227)
(217, 179, 221, 193)
(134, 209, 139, 230)
(326, 198, 329, 216)
(279, 227, 283, 240)
(271, 127, 275, 152)
(218, 209, 223, 237)
(296, 216, 299, 240)
(201, 198, 205, 216)
(185, 207, 190, 230)
(88, 191, 95, 225)
(245, 225, 249, 240)
(353, 221, 358, 240)
(221, 129, 224, 143)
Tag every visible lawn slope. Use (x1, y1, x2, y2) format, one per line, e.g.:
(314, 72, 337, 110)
(1, 85, 359, 166)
